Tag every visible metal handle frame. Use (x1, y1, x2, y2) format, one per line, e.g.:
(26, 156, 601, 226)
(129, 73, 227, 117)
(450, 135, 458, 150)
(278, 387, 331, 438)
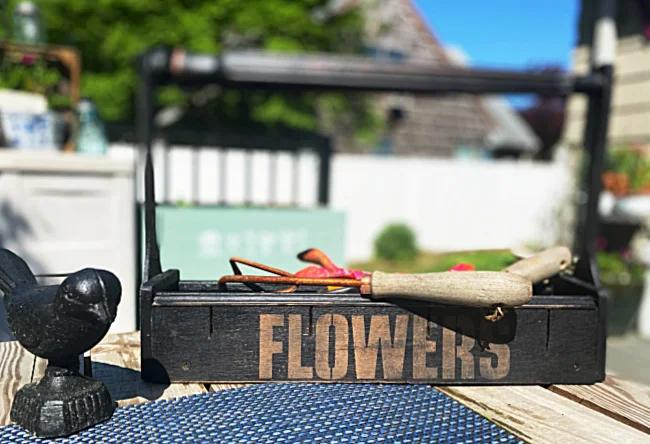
(137, 0, 616, 293)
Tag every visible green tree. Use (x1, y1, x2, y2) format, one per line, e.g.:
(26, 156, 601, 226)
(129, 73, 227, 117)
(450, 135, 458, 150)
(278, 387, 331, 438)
(1, 0, 381, 142)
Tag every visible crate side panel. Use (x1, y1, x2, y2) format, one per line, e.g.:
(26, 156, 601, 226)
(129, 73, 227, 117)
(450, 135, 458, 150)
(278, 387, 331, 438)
(148, 302, 601, 384)
(151, 306, 312, 381)
(150, 306, 211, 381)
(545, 309, 601, 383)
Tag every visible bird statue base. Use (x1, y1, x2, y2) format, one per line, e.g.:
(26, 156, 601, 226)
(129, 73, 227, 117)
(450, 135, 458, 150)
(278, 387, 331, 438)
(0, 248, 123, 439)
(10, 359, 116, 439)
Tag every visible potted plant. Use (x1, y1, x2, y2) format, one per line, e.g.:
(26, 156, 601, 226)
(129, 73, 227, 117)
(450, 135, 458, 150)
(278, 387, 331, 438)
(0, 52, 73, 151)
(596, 243, 647, 336)
(603, 145, 650, 217)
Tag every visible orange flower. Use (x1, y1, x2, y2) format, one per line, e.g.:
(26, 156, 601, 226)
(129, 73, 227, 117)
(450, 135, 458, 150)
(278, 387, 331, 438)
(602, 171, 629, 196)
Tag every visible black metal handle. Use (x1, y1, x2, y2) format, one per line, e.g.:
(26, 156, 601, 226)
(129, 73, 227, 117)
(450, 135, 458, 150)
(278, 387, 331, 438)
(143, 47, 604, 95)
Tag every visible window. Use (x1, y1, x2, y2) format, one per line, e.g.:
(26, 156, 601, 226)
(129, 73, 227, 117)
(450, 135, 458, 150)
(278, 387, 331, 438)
(363, 45, 407, 62)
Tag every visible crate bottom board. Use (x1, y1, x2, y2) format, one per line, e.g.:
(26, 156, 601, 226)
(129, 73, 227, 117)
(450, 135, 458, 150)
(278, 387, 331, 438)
(143, 297, 604, 385)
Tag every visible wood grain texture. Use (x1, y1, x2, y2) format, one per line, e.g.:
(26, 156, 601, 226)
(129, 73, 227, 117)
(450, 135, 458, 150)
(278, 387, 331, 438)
(209, 383, 250, 392)
(370, 271, 532, 307)
(438, 385, 649, 443)
(0, 341, 40, 425)
(549, 375, 650, 434)
(91, 332, 207, 407)
(504, 246, 572, 283)
(32, 356, 47, 382)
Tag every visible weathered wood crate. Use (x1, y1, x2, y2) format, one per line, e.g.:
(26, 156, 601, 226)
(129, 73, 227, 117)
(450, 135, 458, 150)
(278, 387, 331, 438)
(135, 42, 612, 386)
(140, 270, 606, 385)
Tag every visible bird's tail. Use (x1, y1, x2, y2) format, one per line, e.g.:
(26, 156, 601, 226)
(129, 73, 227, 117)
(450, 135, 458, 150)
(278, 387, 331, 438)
(0, 249, 37, 296)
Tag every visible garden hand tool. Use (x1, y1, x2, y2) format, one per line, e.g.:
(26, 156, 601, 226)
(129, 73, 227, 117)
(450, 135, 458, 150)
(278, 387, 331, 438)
(361, 246, 571, 319)
(219, 246, 572, 309)
(220, 267, 532, 308)
(334, 245, 572, 307)
(357, 270, 531, 308)
(502, 245, 572, 283)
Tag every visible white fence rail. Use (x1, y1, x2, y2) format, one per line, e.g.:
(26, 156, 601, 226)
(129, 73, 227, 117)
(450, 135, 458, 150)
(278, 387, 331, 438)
(110, 143, 575, 264)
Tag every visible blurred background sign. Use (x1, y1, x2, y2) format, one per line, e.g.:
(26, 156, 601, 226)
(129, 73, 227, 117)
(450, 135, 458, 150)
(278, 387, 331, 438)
(146, 206, 346, 279)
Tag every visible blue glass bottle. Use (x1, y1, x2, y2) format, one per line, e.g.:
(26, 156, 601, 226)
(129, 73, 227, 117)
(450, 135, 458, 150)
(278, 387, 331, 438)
(75, 98, 108, 156)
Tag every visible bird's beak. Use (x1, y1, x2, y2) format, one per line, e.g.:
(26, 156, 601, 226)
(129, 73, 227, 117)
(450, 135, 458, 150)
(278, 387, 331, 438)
(97, 270, 121, 321)
(87, 302, 111, 324)
(97, 270, 121, 299)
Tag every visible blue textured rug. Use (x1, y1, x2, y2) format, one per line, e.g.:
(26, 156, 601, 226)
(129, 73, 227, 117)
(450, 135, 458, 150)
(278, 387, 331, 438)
(0, 383, 522, 443)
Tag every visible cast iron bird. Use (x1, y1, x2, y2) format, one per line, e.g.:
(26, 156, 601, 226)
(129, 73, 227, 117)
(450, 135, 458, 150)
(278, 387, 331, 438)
(0, 248, 122, 438)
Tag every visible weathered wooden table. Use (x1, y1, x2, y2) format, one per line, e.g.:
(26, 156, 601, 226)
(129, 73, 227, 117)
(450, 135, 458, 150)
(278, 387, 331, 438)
(1, 332, 650, 443)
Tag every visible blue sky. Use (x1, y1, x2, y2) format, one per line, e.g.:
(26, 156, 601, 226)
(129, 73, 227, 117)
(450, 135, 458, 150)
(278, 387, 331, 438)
(414, 0, 581, 107)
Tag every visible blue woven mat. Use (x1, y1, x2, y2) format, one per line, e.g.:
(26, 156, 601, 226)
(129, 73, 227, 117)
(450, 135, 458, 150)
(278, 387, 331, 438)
(0, 383, 522, 443)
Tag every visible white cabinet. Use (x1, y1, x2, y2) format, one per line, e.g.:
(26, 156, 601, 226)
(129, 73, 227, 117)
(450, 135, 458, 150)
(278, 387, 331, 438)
(0, 150, 136, 340)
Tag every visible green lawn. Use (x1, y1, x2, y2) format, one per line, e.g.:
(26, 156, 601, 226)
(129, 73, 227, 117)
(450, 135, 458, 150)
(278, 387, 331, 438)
(349, 250, 520, 273)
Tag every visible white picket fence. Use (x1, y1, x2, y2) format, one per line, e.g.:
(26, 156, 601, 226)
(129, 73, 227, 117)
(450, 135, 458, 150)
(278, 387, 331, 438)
(110, 142, 575, 263)
(332, 154, 574, 262)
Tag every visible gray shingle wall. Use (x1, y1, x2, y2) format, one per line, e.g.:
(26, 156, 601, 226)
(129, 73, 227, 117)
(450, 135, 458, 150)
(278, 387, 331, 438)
(330, 0, 492, 157)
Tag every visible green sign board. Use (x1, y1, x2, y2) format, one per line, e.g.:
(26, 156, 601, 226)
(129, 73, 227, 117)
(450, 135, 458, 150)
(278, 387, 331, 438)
(144, 207, 346, 280)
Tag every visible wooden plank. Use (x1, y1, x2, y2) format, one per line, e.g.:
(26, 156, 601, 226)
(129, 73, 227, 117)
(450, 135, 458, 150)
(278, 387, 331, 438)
(572, 37, 650, 77)
(209, 383, 250, 392)
(91, 332, 207, 407)
(438, 385, 649, 443)
(613, 80, 650, 109)
(568, 80, 650, 118)
(0, 341, 38, 425)
(564, 82, 650, 120)
(565, 110, 650, 144)
(549, 375, 650, 435)
(32, 356, 47, 382)
(609, 112, 650, 140)
(613, 46, 650, 77)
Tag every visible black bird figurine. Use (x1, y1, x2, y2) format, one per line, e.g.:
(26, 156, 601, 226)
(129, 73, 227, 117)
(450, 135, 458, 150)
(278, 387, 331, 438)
(0, 248, 122, 438)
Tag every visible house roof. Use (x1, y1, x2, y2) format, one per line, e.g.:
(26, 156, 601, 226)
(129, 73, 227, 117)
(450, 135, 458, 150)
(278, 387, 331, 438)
(444, 46, 541, 153)
(401, 0, 455, 65)
(325, 0, 521, 156)
(482, 96, 542, 152)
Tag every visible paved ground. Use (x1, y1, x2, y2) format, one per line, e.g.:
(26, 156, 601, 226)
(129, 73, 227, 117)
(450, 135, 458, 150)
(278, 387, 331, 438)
(606, 334, 650, 385)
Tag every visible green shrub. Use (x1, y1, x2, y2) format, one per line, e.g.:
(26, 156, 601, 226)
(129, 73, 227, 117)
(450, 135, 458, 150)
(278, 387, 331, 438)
(597, 251, 646, 287)
(374, 223, 419, 262)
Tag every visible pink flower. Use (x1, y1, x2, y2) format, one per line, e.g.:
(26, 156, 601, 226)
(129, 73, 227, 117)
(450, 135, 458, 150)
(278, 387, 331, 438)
(621, 249, 634, 262)
(21, 55, 36, 66)
(294, 249, 369, 279)
(448, 263, 476, 271)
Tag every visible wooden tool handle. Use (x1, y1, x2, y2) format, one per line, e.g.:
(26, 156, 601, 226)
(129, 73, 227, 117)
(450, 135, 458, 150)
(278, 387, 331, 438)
(368, 271, 532, 308)
(503, 246, 572, 283)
